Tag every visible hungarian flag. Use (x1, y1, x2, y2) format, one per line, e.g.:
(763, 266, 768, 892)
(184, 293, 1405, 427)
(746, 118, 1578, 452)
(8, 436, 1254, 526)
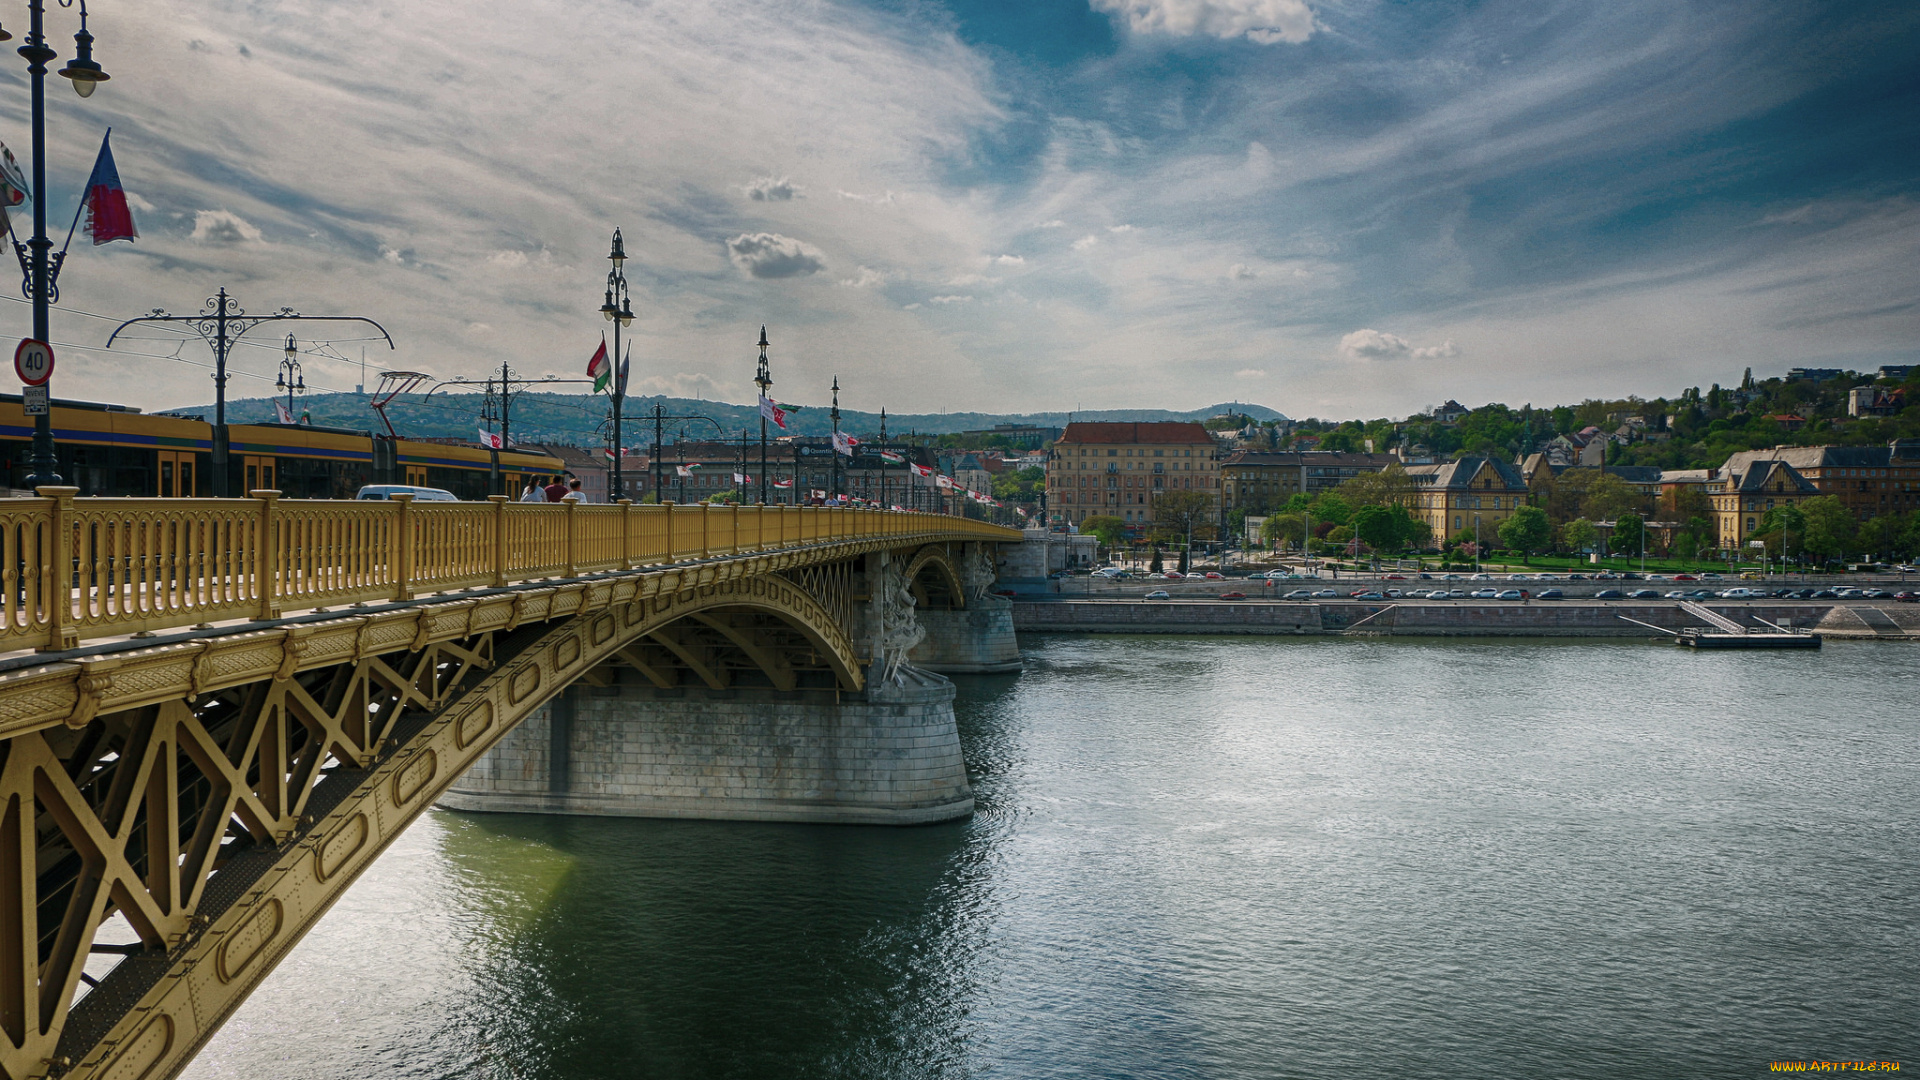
(758, 394, 789, 430)
(879, 450, 905, 464)
(478, 427, 503, 449)
(586, 337, 610, 393)
(82, 131, 137, 245)
(935, 474, 955, 490)
(832, 431, 858, 456)
(910, 463, 933, 477)
(0, 140, 26, 237)
(675, 463, 701, 478)
(732, 471, 751, 484)
(810, 489, 826, 500)
(273, 400, 293, 424)
(890, 504, 906, 512)
(772, 478, 793, 489)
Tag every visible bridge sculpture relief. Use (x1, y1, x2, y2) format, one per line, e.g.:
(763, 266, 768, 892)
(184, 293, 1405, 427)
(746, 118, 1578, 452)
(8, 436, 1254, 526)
(0, 488, 1021, 1080)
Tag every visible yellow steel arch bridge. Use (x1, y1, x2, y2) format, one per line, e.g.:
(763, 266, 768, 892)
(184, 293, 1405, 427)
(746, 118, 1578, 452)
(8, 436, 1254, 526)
(0, 488, 1019, 1080)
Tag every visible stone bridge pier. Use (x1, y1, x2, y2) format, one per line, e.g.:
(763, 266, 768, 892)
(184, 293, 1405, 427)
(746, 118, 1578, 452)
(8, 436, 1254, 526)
(442, 542, 1017, 825)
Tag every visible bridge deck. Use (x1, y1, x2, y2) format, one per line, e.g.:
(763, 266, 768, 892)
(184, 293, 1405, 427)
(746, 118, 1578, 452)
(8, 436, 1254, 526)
(2, 488, 1018, 654)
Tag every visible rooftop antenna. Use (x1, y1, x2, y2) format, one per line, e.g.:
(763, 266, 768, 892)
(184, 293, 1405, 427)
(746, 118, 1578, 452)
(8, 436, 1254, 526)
(357, 347, 367, 395)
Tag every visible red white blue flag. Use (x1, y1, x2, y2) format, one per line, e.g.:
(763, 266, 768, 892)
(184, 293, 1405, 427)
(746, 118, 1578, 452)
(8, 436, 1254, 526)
(82, 130, 137, 245)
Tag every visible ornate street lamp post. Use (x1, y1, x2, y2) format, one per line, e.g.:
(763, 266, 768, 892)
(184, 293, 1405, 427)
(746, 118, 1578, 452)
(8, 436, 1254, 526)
(275, 333, 304, 420)
(599, 228, 635, 501)
(754, 327, 771, 504)
(829, 376, 842, 501)
(9, 0, 111, 486)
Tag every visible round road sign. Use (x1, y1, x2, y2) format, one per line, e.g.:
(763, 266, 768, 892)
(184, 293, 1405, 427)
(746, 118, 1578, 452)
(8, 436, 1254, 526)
(14, 339, 53, 387)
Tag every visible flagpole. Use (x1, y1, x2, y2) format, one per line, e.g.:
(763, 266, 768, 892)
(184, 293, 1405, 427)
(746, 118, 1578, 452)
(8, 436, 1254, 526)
(20, 2, 57, 486)
(754, 326, 771, 505)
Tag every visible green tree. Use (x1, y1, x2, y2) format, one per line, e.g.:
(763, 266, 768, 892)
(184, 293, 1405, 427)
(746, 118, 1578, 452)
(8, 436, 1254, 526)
(1149, 545, 1164, 573)
(1496, 505, 1552, 564)
(1307, 492, 1354, 528)
(1351, 505, 1399, 552)
(1611, 512, 1644, 559)
(1800, 496, 1855, 563)
(1149, 491, 1217, 546)
(1337, 464, 1417, 509)
(1581, 473, 1644, 521)
(1562, 517, 1600, 554)
(1261, 511, 1307, 548)
(1760, 505, 1806, 562)
(1079, 515, 1124, 547)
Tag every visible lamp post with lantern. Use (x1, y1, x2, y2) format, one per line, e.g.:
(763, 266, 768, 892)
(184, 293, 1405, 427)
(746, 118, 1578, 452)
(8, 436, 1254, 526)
(9, 0, 112, 487)
(599, 228, 635, 501)
(275, 333, 304, 421)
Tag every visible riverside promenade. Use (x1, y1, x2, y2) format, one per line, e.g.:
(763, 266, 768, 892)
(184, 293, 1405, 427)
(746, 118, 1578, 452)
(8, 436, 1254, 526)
(1012, 599, 1920, 639)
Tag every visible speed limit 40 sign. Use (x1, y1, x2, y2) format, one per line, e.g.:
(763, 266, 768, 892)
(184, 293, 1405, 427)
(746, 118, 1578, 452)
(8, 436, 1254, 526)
(14, 339, 53, 386)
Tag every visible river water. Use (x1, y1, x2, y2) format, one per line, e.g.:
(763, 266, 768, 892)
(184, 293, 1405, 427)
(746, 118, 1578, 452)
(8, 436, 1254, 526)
(185, 637, 1918, 1079)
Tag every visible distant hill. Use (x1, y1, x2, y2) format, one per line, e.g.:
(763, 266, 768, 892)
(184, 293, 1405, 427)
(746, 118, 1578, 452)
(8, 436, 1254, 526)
(159, 393, 1289, 445)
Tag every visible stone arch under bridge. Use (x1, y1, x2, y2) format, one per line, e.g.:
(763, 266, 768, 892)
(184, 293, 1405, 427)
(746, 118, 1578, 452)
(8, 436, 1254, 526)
(0, 537, 1020, 1080)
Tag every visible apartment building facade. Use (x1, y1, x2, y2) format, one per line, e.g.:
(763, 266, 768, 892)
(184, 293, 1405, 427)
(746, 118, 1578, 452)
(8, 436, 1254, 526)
(1047, 421, 1219, 527)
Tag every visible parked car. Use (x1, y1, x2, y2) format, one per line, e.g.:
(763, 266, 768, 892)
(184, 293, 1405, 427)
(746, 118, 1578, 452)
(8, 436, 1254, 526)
(1893, 592, 1917, 603)
(1685, 589, 1714, 599)
(1383, 574, 1407, 581)
(1536, 588, 1564, 600)
(1495, 589, 1524, 600)
(1470, 588, 1499, 599)
(356, 484, 458, 501)
(1470, 573, 1492, 581)
(1163, 571, 1185, 580)
(1047, 570, 1070, 579)
(1701, 573, 1723, 580)
(1628, 589, 1660, 599)
(1811, 589, 1839, 599)
(1620, 572, 1643, 580)
(1863, 589, 1890, 599)
(1144, 590, 1171, 600)
(1218, 591, 1247, 601)
(1594, 589, 1625, 599)
(1353, 591, 1384, 600)
(1284, 589, 1314, 600)
(1507, 574, 1532, 581)
(1665, 590, 1687, 598)
(1718, 588, 1757, 599)
(1313, 588, 1340, 598)
(1673, 574, 1698, 581)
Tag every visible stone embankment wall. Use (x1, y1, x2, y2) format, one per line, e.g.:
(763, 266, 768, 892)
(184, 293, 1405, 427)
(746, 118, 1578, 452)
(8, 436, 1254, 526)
(912, 595, 1025, 672)
(1014, 600, 1920, 639)
(441, 667, 974, 825)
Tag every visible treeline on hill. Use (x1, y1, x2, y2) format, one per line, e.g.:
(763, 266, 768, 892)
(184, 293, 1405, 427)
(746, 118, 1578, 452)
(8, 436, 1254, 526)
(1282, 366, 1920, 469)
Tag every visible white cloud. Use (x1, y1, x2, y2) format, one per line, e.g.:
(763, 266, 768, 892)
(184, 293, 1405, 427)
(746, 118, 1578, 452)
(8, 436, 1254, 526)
(837, 189, 900, 205)
(1340, 329, 1459, 362)
(742, 175, 799, 201)
(630, 371, 723, 398)
(1107, 223, 1137, 234)
(1228, 263, 1258, 280)
(947, 273, 994, 286)
(1036, 219, 1066, 229)
(725, 232, 827, 279)
(188, 209, 262, 245)
(994, 254, 1026, 265)
(929, 294, 973, 304)
(1090, 0, 1318, 45)
(1071, 234, 1100, 251)
(1235, 367, 1268, 379)
(838, 266, 885, 288)
(465, 322, 493, 336)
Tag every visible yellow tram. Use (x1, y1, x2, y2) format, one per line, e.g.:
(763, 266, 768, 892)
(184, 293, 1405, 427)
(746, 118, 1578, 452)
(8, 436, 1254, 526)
(1, 392, 563, 499)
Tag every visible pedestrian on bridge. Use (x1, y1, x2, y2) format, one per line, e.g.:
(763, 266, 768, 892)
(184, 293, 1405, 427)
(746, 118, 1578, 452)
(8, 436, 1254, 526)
(519, 478, 545, 502)
(544, 475, 569, 502)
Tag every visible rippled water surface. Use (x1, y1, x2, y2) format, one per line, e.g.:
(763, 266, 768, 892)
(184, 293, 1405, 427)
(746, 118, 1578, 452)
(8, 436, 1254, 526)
(185, 637, 1919, 1079)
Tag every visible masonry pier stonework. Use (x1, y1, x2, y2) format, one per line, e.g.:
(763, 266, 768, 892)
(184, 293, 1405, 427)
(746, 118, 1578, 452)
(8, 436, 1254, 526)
(442, 541, 1019, 824)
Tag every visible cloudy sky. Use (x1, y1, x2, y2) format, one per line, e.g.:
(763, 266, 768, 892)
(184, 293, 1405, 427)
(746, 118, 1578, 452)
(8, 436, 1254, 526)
(5, 0, 1917, 421)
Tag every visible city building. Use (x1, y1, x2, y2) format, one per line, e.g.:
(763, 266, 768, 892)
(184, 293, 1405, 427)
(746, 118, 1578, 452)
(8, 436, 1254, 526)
(1218, 450, 1400, 513)
(1707, 456, 1817, 548)
(1786, 367, 1846, 382)
(1404, 456, 1531, 542)
(1878, 365, 1914, 381)
(1434, 400, 1469, 424)
(956, 423, 1061, 449)
(1716, 441, 1920, 521)
(1046, 421, 1218, 527)
(1848, 386, 1904, 417)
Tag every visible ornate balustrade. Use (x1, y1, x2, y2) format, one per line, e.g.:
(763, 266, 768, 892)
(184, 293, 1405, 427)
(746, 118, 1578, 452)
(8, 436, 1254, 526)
(3, 488, 1017, 652)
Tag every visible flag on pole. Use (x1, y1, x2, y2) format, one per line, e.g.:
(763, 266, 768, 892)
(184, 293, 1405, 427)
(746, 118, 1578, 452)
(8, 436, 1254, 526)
(478, 427, 502, 449)
(617, 346, 630, 396)
(675, 464, 700, 478)
(299, 407, 310, 425)
(891, 504, 906, 512)
(935, 474, 955, 490)
(832, 431, 858, 456)
(773, 478, 793, 489)
(810, 489, 826, 500)
(732, 471, 751, 485)
(0, 141, 27, 238)
(273, 400, 293, 424)
(586, 337, 610, 393)
(910, 463, 933, 477)
(758, 393, 789, 430)
(81, 131, 137, 245)
(879, 449, 905, 464)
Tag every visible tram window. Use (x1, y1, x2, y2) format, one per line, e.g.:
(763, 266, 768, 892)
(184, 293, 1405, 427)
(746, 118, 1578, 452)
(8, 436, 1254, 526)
(245, 464, 258, 492)
(180, 460, 193, 496)
(159, 460, 174, 497)
(261, 465, 274, 490)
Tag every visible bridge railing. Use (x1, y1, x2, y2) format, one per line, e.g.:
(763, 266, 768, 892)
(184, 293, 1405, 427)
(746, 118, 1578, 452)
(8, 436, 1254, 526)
(5, 487, 1019, 652)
